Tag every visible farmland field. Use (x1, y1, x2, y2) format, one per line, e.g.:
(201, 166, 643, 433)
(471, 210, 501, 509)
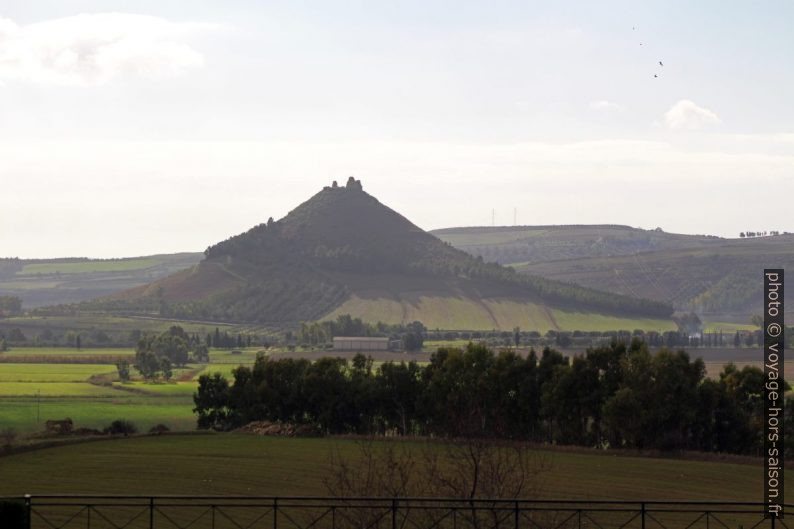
(0, 434, 789, 500)
(18, 258, 163, 275)
(0, 346, 266, 434)
(0, 314, 241, 337)
(0, 253, 203, 307)
(327, 295, 676, 332)
(0, 347, 135, 357)
(0, 364, 117, 382)
(0, 361, 204, 433)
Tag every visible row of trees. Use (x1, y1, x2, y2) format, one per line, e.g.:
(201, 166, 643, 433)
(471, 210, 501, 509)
(739, 230, 784, 237)
(194, 340, 792, 455)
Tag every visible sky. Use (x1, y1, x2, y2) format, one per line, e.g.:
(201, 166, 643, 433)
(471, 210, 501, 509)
(1, 0, 792, 258)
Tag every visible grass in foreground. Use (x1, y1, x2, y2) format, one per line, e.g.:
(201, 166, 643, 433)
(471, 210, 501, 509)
(0, 434, 787, 500)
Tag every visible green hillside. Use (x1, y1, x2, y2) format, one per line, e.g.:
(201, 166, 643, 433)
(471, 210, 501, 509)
(434, 226, 794, 323)
(86, 179, 672, 329)
(0, 253, 202, 308)
(515, 236, 794, 322)
(432, 225, 718, 265)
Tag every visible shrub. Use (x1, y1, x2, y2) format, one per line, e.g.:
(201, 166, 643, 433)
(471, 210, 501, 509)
(115, 360, 131, 382)
(149, 424, 170, 435)
(104, 420, 137, 436)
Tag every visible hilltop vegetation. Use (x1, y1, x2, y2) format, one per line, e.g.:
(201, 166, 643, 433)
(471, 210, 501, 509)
(88, 179, 671, 327)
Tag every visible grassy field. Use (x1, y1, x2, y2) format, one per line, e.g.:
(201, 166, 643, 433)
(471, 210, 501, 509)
(702, 321, 758, 333)
(0, 346, 135, 357)
(0, 361, 201, 433)
(0, 434, 788, 500)
(327, 295, 676, 332)
(0, 349, 266, 434)
(0, 364, 118, 382)
(18, 258, 163, 275)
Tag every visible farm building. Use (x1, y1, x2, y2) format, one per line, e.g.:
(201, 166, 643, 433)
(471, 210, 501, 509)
(333, 336, 395, 351)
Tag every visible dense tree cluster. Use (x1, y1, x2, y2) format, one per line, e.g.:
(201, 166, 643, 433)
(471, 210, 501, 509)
(133, 326, 204, 381)
(194, 340, 790, 455)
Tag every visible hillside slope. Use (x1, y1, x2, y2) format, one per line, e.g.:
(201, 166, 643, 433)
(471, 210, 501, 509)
(0, 253, 202, 308)
(433, 226, 793, 323)
(94, 179, 673, 330)
(431, 225, 719, 265)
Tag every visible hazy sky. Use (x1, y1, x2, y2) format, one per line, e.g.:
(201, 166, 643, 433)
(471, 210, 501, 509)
(1, 1, 793, 258)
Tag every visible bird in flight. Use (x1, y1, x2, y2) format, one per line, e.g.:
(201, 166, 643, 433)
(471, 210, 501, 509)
(654, 74, 658, 78)
(659, 60, 664, 66)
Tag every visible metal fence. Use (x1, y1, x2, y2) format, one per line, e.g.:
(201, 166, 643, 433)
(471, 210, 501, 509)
(1, 496, 791, 529)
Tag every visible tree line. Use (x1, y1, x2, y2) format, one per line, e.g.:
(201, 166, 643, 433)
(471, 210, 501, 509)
(194, 340, 793, 456)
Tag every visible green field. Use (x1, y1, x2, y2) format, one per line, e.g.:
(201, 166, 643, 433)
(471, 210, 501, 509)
(0, 346, 135, 357)
(702, 321, 758, 333)
(1, 399, 197, 433)
(19, 258, 162, 276)
(0, 361, 203, 433)
(0, 434, 787, 500)
(327, 295, 675, 332)
(0, 364, 117, 382)
(0, 354, 267, 434)
(0, 382, 125, 397)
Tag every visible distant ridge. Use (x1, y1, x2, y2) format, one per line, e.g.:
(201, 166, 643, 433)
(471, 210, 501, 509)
(79, 179, 673, 329)
(433, 225, 794, 322)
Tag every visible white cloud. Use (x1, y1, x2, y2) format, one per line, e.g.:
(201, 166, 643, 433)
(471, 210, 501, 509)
(0, 13, 216, 86)
(664, 99, 721, 130)
(589, 100, 626, 112)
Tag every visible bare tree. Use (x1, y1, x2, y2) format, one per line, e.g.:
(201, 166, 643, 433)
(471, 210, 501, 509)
(325, 437, 551, 529)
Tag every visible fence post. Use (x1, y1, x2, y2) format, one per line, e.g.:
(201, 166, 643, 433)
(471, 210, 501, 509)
(212, 505, 216, 529)
(641, 503, 646, 529)
(149, 497, 154, 529)
(274, 498, 278, 529)
(87, 505, 91, 529)
(392, 498, 397, 529)
(25, 494, 31, 529)
(515, 501, 519, 529)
